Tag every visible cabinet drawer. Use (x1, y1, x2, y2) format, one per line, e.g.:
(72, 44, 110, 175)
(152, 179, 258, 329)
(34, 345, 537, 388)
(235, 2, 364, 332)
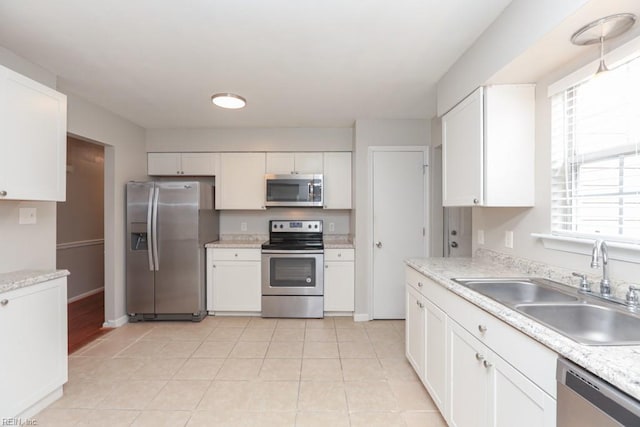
(447, 292, 557, 397)
(325, 249, 354, 262)
(406, 266, 429, 294)
(211, 248, 261, 261)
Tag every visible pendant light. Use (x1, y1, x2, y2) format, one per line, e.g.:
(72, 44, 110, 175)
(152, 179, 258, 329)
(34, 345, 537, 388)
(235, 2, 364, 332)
(570, 13, 636, 76)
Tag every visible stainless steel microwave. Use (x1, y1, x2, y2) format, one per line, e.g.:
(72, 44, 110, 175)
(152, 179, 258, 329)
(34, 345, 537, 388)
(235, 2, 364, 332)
(265, 174, 323, 207)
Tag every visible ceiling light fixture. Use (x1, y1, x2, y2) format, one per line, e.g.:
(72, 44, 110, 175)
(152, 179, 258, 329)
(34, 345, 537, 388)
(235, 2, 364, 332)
(570, 13, 636, 76)
(211, 93, 246, 109)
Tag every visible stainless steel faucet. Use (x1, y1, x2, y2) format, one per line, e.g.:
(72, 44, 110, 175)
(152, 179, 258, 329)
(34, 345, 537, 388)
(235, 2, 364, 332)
(590, 240, 611, 297)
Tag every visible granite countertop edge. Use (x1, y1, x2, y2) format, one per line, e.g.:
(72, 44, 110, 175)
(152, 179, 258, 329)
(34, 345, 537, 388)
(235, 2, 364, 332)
(405, 257, 640, 401)
(0, 269, 70, 294)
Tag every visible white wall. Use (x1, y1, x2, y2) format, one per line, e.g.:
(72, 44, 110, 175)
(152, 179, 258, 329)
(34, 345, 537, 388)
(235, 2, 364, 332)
(146, 128, 353, 152)
(437, 0, 589, 115)
(65, 91, 147, 327)
(353, 119, 430, 319)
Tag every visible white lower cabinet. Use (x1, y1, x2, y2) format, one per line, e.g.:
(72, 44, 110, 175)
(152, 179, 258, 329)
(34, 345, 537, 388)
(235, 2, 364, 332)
(405, 266, 556, 427)
(207, 248, 261, 312)
(323, 249, 354, 312)
(406, 285, 425, 377)
(0, 277, 68, 417)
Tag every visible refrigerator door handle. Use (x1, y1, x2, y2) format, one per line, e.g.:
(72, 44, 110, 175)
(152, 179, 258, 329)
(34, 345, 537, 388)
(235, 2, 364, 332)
(146, 187, 155, 271)
(152, 186, 160, 271)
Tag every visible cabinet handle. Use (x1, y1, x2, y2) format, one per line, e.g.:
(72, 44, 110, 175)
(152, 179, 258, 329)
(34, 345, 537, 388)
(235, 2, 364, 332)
(325, 264, 328, 268)
(234, 253, 238, 257)
(483, 360, 493, 369)
(475, 352, 484, 361)
(416, 300, 424, 309)
(338, 253, 342, 257)
(177, 171, 181, 174)
(212, 265, 216, 268)
(417, 282, 423, 288)
(478, 324, 488, 333)
(0, 190, 6, 196)
(0, 299, 8, 306)
(473, 198, 479, 204)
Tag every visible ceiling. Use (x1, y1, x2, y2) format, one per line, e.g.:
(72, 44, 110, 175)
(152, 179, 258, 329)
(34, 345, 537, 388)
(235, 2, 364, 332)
(0, 0, 512, 129)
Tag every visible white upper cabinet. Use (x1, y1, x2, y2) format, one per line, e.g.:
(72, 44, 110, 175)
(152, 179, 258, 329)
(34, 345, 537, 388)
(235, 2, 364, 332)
(266, 152, 323, 174)
(216, 152, 266, 209)
(148, 152, 219, 176)
(442, 85, 535, 207)
(0, 65, 67, 201)
(323, 152, 352, 209)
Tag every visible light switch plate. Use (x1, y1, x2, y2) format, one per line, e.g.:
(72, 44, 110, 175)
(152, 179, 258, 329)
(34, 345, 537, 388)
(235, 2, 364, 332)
(19, 208, 37, 225)
(240, 222, 247, 231)
(505, 230, 514, 249)
(329, 222, 335, 232)
(477, 230, 485, 245)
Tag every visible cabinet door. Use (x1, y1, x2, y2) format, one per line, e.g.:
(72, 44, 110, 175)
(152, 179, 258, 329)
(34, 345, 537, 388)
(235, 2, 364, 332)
(211, 261, 261, 311)
(448, 321, 489, 427)
(424, 298, 448, 415)
(217, 152, 266, 209)
(405, 286, 425, 378)
(148, 153, 181, 175)
(265, 152, 295, 174)
(294, 152, 323, 173)
(324, 260, 354, 311)
(0, 66, 67, 201)
(323, 152, 352, 209)
(181, 152, 218, 176)
(0, 278, 67, 417)
(442, 87, 484, 207)
(489, 353, 556, 427)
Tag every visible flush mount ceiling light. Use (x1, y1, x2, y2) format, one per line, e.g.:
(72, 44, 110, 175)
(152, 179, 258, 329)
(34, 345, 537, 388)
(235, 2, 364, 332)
(570, 13, 636, 75)
(211, 93, 247, 109)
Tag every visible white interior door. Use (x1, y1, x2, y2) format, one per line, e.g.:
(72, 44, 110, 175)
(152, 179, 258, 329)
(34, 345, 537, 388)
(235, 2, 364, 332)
(372, 149, 427, 319)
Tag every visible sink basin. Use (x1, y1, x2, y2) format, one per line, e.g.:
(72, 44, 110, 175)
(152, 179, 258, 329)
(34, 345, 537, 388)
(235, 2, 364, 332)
(515, 303, 640, 345)
(454, 279, 578, 304)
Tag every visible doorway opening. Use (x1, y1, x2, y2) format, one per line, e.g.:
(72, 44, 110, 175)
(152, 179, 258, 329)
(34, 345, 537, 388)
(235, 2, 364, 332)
(56, 136, 110, 353)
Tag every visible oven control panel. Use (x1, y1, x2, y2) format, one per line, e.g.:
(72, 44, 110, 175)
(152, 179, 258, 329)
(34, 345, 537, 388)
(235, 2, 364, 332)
(270, 220, 323, 232)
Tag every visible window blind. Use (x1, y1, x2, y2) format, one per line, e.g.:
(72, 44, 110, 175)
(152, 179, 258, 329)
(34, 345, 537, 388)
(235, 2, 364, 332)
(551, 56, 640, 242)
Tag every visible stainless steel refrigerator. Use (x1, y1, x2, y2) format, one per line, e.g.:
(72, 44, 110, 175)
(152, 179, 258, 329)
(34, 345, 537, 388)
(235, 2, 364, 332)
(126, 181, 218, 321)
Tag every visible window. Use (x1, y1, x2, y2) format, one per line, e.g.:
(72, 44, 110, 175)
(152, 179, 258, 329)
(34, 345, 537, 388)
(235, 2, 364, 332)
(551, 56, 640, 242)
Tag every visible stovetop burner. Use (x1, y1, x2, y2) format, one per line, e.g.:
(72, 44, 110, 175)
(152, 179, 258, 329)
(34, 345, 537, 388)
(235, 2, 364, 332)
(262, 220, 324, 251)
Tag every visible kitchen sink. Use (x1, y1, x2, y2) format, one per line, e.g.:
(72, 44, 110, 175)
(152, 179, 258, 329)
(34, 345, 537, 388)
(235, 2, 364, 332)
(453, 278, 579, 304)
(453, 277, 640, 345)
(515, 303, 640, 346)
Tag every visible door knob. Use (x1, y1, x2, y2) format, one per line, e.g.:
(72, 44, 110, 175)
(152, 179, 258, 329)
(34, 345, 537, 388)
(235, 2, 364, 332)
(450, 241, 458, 248)
(375, 241, 382, 248)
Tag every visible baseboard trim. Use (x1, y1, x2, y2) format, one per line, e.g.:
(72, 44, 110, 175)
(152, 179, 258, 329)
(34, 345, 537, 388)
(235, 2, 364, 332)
(103, 315, 128, 328)
(67, 287, 104, 303)
(353, 313, 370, 322)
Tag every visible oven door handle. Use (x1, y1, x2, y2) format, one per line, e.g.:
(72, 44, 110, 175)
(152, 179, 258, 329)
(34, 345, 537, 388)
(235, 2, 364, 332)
(262, 250, 324, 254)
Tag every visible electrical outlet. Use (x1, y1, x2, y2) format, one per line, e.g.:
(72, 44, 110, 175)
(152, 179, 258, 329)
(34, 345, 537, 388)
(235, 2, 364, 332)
(329, 222, 335, 232)
(477, 229, 485, 245)
(19, 208, 37, 225)
(240, 222, 247, 231)
(505, 230, 514, 249)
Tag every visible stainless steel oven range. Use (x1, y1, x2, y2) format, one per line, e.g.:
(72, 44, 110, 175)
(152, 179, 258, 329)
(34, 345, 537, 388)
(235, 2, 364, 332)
(261, 220, 324, 318)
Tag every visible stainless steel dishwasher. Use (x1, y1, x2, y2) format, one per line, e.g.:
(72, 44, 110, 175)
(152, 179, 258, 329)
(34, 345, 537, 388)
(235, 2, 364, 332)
(557, 358, 640, 426)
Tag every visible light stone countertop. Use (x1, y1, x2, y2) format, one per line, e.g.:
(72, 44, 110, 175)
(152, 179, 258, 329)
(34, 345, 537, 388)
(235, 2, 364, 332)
(0, 269, 70, 295)
(406, 254, 640, 401)
(206, 234, 354, 249)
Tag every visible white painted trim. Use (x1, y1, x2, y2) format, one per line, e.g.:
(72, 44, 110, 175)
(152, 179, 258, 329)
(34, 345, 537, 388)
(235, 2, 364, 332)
(367, 146, 430, 320)
(531, 233, 640, 264)
(68, 286, 104, 303)
(548, 35, 640, 97)
(56, 238, 104, 250)
(17, 386, 63, 419)
(353, 313, 370, 322)
(103, 314, 129, 328)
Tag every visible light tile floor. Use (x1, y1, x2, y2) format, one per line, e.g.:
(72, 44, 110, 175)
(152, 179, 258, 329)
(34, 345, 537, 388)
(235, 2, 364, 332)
(35, 317, 447, 426)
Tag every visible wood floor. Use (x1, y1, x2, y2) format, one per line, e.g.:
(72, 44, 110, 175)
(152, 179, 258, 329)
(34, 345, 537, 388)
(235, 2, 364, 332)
(67, 290, 112, 354)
